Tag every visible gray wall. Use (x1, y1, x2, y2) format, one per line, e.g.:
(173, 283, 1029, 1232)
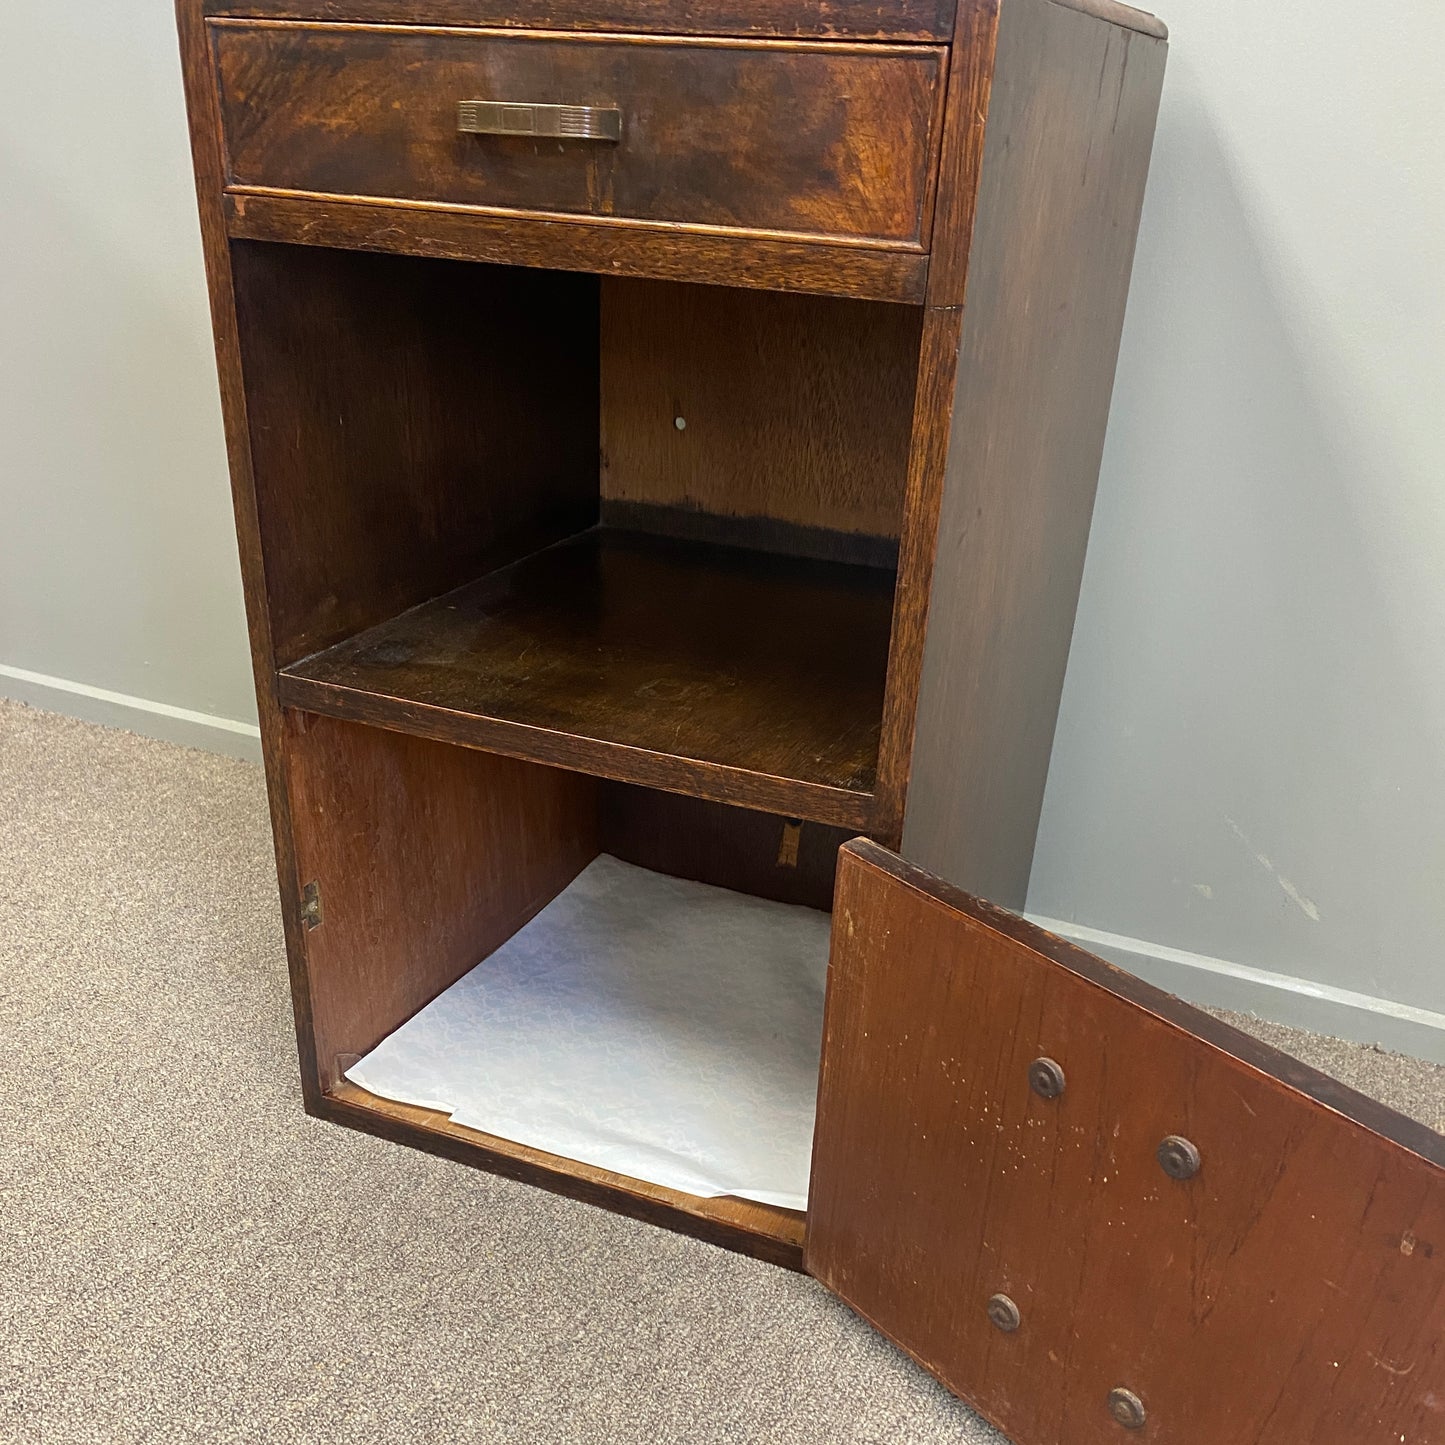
(2, 3, 1441, 1054)
(0, 7, 257, 755)
(1027, 0, 1445, 1057)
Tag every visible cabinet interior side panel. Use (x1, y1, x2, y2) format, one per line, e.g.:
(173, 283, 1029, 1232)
(284, 712, 600, 1091)
(599, 277, 923, 565)
(232, 242, 601, 666)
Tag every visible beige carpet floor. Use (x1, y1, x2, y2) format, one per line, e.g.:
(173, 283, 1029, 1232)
(3, 697, 1442, 1445)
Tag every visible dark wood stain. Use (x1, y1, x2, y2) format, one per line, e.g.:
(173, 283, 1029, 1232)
(600, 783, 849, 911)
(284, 712, 597, 1091)
(286, 711, 814, 1265)
(177, 0, 333, 1107)
(600, 278, 922, 550)
(921, 0, 1001, 309)
(871, 304, 966, 847)
(175, 0, 1179, 1287)
(809, 840, 1445, 1443)
(201, 0, 960, 43)
(212, 22, 947, 247)
(232, 241, 599, 666)
(327, 1082, 806, 1268)
(224, 190, 933, 303)
(1048, 0, 1165, 39)
(900, 0, 1169, 907)
(279, 529, 895, 828)
(599, 501, 900, 570)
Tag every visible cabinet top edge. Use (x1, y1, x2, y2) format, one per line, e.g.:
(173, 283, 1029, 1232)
(1041, 0, 1167, 42)
(194, 0, 1166, 44)
(195, 1, 960, 44)
(205, 16, 951, 56)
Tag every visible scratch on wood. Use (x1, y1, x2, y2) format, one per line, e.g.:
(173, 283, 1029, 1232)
(1368, 1353, 1416, 1378)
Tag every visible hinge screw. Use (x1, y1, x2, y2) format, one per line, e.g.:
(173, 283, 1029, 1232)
(1108, 1388, 1147, 1430)
(1028, 1057, 1066, 1099)
(1157, 1135, 1201, 1180)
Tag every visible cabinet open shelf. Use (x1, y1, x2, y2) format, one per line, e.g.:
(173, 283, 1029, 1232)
(285, 716, 841, 1267)
(314, 848, 826, 1265)
(278, 526, 895, 828)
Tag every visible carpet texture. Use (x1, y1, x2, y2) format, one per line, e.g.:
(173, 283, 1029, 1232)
(2, 697, 1442, 1444)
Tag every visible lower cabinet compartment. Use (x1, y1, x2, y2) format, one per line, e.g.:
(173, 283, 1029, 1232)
(283, 709, 851, 1261)
(345, 852, 829, 1210)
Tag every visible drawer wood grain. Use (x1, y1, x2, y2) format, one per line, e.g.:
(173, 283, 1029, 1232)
(211, 22, 947, 248)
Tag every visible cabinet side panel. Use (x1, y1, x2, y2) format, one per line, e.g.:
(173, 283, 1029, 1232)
(868, 0, 1001, 846)
(231, 243, 600, 667)
(176, 0, 324, 1097)
(901, 0, 1167, 907)
(284, 713, 599, 1091)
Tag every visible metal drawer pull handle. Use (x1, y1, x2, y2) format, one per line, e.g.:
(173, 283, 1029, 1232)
(457, 100, 622, 142)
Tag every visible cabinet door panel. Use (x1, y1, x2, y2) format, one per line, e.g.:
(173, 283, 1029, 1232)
(808, 840, 1445, 1445)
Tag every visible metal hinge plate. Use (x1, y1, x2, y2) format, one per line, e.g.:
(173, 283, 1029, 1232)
(300, 880, 323, 930)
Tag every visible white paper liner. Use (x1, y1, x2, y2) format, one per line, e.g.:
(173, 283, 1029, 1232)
(345, 854, 831, 1209)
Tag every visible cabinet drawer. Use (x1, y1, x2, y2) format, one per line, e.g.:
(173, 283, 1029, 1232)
(211, 22, 947, 248)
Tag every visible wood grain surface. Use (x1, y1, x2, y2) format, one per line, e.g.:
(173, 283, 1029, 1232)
(328, 1082, 807, 1266)
(177, 0, 334, 1103)
(279, 529, 894, 828)
(212, 22, 946, 247)
(288, 714, 816, 1266)
(922, 0, 1001, 309)
(1046, 0, 1165, 38)
(224, 191, 932, 303)
(284, 712, 597, 1092)
(175, 0, 1178, 1299)
(899, 0, 1168, 906)
(808, 841, 1445, 1444)
(599, 782, 851, 910)
(231, 241, 599, 667)
(600, 278, 921, 552)
(201, 0, 959, 42)
(870, 305, 966, 846)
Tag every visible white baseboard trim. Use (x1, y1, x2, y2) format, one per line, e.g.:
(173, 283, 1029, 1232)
(0, 662, 262, 764)
(1029, 913, 1445, 1065)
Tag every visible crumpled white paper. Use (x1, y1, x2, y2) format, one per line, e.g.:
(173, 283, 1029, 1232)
(346, 854, 830, 1209)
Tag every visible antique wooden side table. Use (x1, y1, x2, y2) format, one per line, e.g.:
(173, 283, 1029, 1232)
(177, 1, 1445, 1438)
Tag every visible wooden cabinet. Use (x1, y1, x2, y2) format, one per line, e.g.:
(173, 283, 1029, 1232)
(178, 2, 1445, 1440)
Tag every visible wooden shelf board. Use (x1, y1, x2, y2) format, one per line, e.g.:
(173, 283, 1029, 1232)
(279, 528, 893, 829)
(326, 1081, 807, 1268)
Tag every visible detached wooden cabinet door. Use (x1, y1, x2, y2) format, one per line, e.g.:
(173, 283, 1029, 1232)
(808, 841, 1445, 1444)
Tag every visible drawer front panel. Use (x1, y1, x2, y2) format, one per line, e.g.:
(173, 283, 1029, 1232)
(212, 23, 947, 247)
